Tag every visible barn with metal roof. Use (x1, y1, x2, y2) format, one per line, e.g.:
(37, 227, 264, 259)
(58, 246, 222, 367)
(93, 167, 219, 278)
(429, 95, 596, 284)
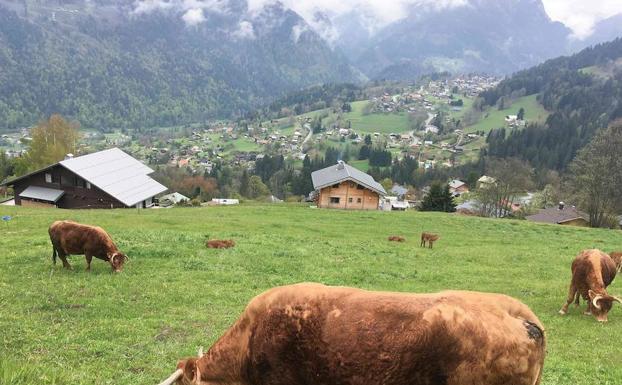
(1, 148, 167, 209)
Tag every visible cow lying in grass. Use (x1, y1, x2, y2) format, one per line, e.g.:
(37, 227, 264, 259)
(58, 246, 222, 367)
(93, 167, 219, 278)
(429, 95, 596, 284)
(48, 220, 127, 272)
(158, 283, 545, 385)
(420, 232, 440, 248)
(387, 235, 405, 242)
(205, 239, 235, 249)
(559, 249, 622, 322)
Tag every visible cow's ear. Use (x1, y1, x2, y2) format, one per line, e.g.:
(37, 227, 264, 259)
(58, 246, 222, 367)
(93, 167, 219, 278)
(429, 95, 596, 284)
(177, 358, 197, 383)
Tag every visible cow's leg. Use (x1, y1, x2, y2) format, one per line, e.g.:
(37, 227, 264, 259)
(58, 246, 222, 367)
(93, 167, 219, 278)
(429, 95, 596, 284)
(559, 283, 577, 315)
(85, 254, 93, 271)
(420, 238, 425, 247)
(58, 252, 72, 270)
(429, 241, 433, 249)
(584, 302, 592, 316)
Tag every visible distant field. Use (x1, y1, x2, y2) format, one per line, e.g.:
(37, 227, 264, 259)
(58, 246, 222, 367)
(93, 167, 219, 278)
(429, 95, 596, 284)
(465, 94, 549, 134)
(348, 159, 370, 171)
(341, 100, 411, 134)
(1, 205, 622, 384)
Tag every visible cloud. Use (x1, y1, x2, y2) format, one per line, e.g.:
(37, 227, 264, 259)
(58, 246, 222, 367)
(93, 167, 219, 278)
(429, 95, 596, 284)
(132, 0, 176, 15)
(182, 8, 206, 26)
(541, 0, 622, 39)
(132, 0, 230, 16)
(232, 21, 256, 39)
(247, 0, 468, 43)
(291, 23, 309, 43)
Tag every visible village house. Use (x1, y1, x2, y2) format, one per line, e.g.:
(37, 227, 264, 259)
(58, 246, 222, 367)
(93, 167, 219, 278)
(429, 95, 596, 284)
(311, 161, 386, 210)
(1, 148, 167, 209)
(525, 202, 589, 227)
(448, 179, 469, 196)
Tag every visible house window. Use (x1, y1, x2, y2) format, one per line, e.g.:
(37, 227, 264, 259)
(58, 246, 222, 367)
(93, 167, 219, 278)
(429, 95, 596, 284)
(357, 198, 362, 203)
(348, 197, 353, 203)
(356, 184, 365, 190)
(86, 182, 91, 189)
(74, 177, 86, 188)
(332, 183, 340, 188)
(330, 197, 340, 204)
(45, 173, 52, 183)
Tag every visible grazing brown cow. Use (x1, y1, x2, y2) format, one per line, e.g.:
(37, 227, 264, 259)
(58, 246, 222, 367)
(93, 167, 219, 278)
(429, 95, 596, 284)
(387, 235, 405, 242)
(420, 232, 440, 248)
(559, 249, 622, 322)
(48, 220, 127, 272)
(157, 283, 545, 385)
(205, 239, 235, 249)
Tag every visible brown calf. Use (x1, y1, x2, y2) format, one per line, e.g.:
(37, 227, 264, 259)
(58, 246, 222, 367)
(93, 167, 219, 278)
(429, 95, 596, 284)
(48, 220, 127, 272)
(387, 235, 405, 242)
(420, 232, 440, 248)
(206, 239, 235, 249)
(158, 283, 545, 385)
(559, 249, 622, 322)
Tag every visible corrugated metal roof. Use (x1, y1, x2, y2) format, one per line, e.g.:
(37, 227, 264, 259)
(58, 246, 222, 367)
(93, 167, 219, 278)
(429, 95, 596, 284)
(60, 148, 167, 207)
(19, 186, 65, 202)
(311, 161, 387, 195)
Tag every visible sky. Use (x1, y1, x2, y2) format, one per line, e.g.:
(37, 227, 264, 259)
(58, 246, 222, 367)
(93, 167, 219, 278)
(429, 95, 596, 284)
(543, 0, 622, 38)
(132, 0, 622, 40)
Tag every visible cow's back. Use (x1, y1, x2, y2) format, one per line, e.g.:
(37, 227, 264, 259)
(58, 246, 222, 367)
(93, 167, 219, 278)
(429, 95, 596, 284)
(239, 284, 544, 385)
(571, 249, 613, 296)
(48, 220, 112, 255)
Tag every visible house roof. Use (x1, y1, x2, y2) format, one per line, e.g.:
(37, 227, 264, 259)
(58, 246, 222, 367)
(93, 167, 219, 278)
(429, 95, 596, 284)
(525, 206, 588, 224)
(311, 161, 387, 196)
(2, 148, 167, 207)
(59, 148, 167, 207)
(19, 186, 65, 203)
(449, 179, 466, 189)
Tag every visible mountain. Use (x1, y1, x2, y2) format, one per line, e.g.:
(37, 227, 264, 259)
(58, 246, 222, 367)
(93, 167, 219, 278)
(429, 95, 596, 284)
(481, 38, 622, 171)
(576, 13, 622, 50)
(0, 0, 362, 131)
(351, 0, 571, 79)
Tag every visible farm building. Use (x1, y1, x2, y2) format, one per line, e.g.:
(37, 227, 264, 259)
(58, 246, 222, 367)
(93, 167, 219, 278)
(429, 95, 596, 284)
(1, 148, 167, 209)
(311, 161, 386, 210)
(448, 179, 469, 196)
(525, 203, 589, 227)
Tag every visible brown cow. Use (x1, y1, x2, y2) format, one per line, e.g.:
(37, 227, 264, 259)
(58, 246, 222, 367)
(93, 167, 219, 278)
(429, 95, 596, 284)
(388, 235, 405, 242)
(420, 232, 440, 248)
(48, 220, 127, 272)
(157, 283, 545, 385)
(206, 239, 235, 249)
(559, 249, 622, 322)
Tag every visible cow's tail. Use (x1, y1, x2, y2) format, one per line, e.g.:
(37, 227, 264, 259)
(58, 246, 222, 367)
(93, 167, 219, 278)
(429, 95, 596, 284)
(524, 320, 545, 385)
(52, 245, 57, 265)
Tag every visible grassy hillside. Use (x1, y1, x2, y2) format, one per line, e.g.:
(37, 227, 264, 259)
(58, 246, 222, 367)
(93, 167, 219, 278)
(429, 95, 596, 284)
(1, 205, 622, 384)
(465, 94, 549, 133)
(341, 101, 411, 134)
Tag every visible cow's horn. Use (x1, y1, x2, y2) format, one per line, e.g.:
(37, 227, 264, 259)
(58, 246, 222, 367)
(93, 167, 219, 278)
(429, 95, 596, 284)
(592, 295, 604, 309)
(613, 296, 622, 304)
(198, 346, 204, 357)
(157, 368, 183, 385)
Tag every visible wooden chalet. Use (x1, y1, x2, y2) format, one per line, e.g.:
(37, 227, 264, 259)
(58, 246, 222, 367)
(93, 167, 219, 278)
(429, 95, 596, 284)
(311, 161, 386, 210)
(1, 148, 167, 209)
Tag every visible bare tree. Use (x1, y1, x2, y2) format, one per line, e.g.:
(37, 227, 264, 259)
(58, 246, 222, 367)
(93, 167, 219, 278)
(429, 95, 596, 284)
(475, 157, 534, 218)
(568, 120, 622, 227)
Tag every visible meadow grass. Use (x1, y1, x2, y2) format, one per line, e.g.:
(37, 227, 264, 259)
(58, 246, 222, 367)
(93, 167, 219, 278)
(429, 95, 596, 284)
(465, 94, 549, 134)
(1, 205, 622, 384)
(342, 101, 410, 134)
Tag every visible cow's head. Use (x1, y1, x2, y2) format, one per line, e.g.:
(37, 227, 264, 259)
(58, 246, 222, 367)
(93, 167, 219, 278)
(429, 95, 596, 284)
(108, 252, 127, 273)
(588, 290, 622, 322)
(156, 348, 203, 385)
